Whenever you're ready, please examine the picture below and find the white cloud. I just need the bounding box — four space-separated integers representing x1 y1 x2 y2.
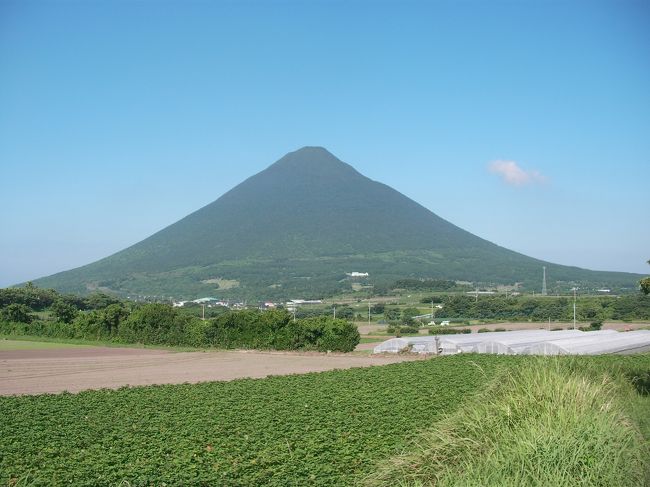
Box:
488 160 546 186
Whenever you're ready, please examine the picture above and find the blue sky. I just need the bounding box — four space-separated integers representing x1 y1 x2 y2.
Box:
1 0 649 287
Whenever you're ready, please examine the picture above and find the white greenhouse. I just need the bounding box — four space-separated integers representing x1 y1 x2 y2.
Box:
521 330 650 356
472 330 616 355
373 330 551 355
372 329 650 356
437 330 550 355
373 336 438 354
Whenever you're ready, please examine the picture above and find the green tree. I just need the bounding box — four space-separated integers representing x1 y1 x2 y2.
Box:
640 260 650 295
84 292 121 310
641 279 650 295
0 285 58 310
401 308 422 327
119 303 191 345
291 316 360 352
420 296 443 304
101 303 129 334
384 308 401 321
0 303 33 323
401 307 420 319
51 299 79 324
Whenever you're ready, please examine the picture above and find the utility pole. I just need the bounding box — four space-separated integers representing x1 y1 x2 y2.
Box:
542 266 547 296
333 305 336 319
368 303 371 324
202 304 205 321
573 287 577 330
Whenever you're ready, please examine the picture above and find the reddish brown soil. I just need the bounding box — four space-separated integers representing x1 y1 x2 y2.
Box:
0 347 418 396
0 347 163 360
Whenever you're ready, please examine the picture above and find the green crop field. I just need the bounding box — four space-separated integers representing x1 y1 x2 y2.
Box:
1 354 649 486
0 339 91 351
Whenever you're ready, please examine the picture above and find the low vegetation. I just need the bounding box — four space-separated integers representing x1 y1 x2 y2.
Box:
366 358 649 486
435 293 650 322
0 286 359 352
1 354 648 486
391 279 468 292
428 326 471 335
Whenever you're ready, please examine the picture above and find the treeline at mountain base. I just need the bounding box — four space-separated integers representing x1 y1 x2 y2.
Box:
0 285 359 352
421 294 650 322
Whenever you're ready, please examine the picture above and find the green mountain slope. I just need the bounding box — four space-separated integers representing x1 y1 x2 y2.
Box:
33 147 641 299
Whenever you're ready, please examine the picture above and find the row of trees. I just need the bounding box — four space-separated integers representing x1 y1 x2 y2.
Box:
421 294 650 322
391 279 465 292
0 283 120 312
0 287 360 352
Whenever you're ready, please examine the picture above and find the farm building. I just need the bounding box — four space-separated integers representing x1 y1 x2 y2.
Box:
373 329 650 356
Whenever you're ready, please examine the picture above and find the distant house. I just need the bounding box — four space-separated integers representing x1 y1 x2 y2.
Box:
346 272 369 278
174 297 229 308
192 297 218 304
288 299 323 305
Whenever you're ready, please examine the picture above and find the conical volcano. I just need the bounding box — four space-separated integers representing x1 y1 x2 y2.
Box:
33 147 640 299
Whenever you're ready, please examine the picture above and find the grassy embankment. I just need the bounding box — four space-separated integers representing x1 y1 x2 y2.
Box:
367 358 650 486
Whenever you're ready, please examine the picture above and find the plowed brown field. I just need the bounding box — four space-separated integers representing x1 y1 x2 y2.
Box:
0 345 417 396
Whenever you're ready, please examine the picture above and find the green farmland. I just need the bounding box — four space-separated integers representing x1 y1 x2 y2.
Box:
1 354 649 486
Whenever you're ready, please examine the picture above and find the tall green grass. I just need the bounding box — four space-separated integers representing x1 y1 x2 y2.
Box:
366 359 649 486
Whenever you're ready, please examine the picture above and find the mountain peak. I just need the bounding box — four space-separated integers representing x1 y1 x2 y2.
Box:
268 146 357 177
293 146 332 156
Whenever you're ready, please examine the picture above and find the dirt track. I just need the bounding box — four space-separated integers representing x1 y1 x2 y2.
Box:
0 346 417 396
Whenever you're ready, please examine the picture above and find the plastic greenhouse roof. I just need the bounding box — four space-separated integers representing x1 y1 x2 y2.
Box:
437 330 551 354
372 336 435 354
472 330 616 355
372 332 548 354
522 330 650 356
372 330 649 356
373 330 569 354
